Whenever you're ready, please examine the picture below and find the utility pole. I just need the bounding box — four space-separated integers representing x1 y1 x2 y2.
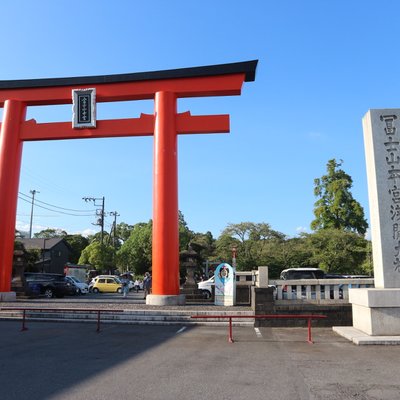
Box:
109 211 120 248
82 196 105 245
109 211 120 272
29 189 39 239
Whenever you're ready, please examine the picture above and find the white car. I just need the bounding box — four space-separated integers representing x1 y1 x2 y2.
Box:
198 276 214 299
65 276 89 294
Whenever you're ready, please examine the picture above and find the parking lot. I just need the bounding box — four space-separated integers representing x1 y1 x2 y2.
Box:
1 319 400 400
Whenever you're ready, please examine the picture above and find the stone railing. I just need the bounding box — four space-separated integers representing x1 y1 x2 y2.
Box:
269 278 375 304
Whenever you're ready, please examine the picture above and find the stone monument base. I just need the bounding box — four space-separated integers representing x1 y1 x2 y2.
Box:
333 326 400 345
0 292 16 301
334 288 400 345
146 294 186 306
350 288 400 335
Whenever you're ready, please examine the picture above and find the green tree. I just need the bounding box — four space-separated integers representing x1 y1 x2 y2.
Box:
78 242 115 273
190 231 216 261
115 222 134 243
34 228 67 238
115 212 194 275
87 231 111 245
259 236 316 278
64 234 90 264
305 228 369 274
116 221 153 275
311 159 368 235
216 222 284 270
179 211 194 251
360 240 373 275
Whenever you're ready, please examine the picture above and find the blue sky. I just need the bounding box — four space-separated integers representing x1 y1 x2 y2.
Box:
1 0 398 239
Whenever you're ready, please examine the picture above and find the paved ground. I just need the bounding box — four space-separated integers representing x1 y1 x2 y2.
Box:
1 319 400 400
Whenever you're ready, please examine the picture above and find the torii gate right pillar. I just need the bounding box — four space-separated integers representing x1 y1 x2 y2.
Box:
148 91 183 304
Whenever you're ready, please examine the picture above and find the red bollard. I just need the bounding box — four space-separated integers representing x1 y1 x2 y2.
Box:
307 317 313 344
96 310 101 333
228 317 234 343
21 309 28 331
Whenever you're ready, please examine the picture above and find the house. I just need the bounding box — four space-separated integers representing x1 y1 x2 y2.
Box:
17 238 73 274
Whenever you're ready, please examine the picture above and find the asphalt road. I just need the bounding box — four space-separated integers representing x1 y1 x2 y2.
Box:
1 320 399 400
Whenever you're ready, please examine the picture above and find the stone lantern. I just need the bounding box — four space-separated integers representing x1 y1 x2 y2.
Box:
11 247 28 297
180 245 206 301
180 245 199 289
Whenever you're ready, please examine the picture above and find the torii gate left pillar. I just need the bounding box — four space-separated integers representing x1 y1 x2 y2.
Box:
0 60 257 304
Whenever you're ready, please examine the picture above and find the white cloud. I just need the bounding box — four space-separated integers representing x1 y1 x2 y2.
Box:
296 226 308 234
15 220 48 234
77 228 98 237
15 220 97 238
16 220 30 232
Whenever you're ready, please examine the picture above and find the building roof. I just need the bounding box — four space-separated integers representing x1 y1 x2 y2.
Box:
17 237 68 250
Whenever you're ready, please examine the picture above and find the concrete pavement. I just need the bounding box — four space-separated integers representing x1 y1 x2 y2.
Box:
1 320 400 400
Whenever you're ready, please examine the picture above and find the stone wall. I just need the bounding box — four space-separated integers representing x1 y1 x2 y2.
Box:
251 286 353 327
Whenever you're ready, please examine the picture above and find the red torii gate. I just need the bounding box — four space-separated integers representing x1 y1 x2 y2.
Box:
0 60 257 304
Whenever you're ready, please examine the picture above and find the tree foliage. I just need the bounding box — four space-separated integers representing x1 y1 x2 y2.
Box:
261 236 316 278
115 222 134 243
116 221 153 275
34 228 67 238
311 159 368 235
78 242 115 273
190 231 216 261
305 228 369 274
179 211 194 251
64 234 90 264
216 222 285 271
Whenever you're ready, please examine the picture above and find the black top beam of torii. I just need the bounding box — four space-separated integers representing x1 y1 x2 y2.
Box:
0 60 258 89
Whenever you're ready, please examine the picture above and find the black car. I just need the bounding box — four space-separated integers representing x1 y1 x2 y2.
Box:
24 273 69 298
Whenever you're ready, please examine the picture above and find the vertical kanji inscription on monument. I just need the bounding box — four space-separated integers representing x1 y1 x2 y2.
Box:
363 109 400 288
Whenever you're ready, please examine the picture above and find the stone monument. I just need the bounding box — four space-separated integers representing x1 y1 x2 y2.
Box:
335 109 400 342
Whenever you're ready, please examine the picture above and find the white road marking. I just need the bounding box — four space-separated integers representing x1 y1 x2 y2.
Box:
176 326 187 334
254 327 262 338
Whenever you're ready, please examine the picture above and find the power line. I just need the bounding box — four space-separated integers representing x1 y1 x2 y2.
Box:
18 192 96 213
18 196 95 217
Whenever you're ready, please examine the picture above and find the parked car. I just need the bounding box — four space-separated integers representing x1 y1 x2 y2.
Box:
89 275 121 286
24 272 69 298
89 274 134 291
280 268 325 280
90 276 122 293
197 276 214 299
65 276 89 294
